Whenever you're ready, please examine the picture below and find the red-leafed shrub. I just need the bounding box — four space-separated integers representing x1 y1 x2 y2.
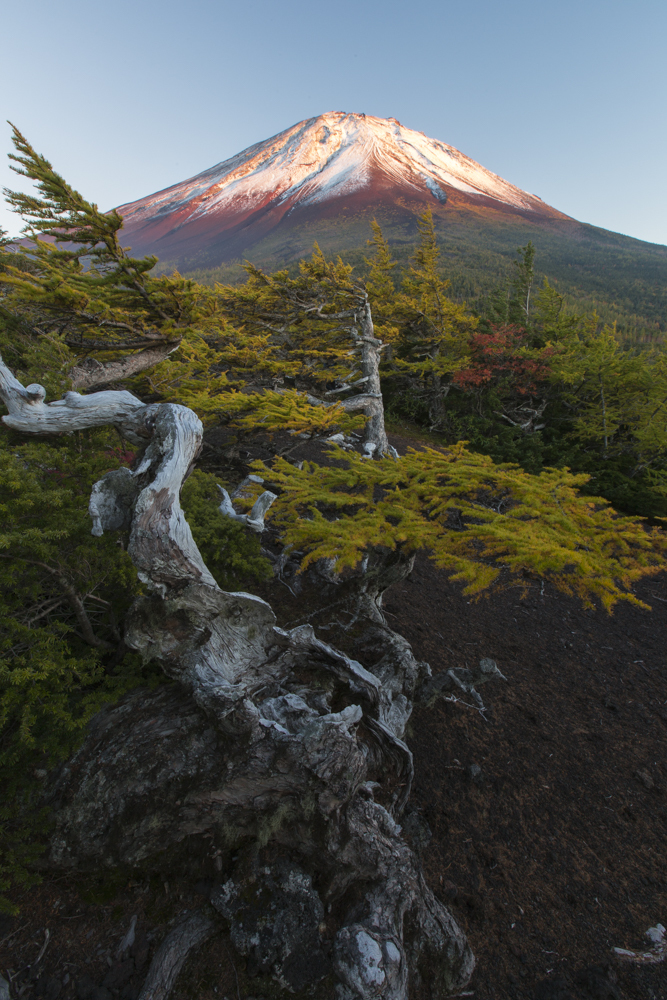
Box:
453 325 552 396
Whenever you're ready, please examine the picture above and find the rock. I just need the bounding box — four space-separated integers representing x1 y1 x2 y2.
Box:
334 927 396 999
635 769 655 790
468 763 482 780
211 859 330 992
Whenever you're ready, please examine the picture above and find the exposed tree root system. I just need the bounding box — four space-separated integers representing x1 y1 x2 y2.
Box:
1 431 666 1000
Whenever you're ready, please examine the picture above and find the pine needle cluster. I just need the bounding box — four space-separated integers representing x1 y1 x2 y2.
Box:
257 443 666 610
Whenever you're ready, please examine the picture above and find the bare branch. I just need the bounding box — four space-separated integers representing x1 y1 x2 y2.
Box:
0 353 150 437
217 476 277 533
70 343 181 390
137 911 216 1000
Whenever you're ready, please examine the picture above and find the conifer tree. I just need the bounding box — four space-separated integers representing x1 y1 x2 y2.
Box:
0 126 221 394
550 320 667 473
377 211 476 429
216 246 396 456
508 241 536 324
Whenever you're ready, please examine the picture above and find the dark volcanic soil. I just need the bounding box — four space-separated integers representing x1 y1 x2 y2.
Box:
1 433 666 1000
388 553 667 1000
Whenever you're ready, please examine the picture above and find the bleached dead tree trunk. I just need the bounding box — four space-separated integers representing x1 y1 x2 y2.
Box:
345 298 396 458
0 356 474 1000
321 294 396 458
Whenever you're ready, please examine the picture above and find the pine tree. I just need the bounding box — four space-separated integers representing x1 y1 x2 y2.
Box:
0 125 225 397
508 241 536 324
383 211 476 429
215 246 395 455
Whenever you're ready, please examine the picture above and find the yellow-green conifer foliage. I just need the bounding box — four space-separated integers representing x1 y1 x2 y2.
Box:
256 443 666 610
368 213 477 429
550 322 667 477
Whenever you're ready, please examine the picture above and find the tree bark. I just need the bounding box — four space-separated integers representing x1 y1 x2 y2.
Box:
137 911 216 1000
69 343 180 391
352 299 396 458
0 356 476 1000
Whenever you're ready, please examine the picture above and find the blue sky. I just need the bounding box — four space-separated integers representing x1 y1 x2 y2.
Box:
1 0 666 246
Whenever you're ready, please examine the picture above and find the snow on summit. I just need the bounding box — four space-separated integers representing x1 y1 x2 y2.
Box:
115 113 564 266
119 112 546 225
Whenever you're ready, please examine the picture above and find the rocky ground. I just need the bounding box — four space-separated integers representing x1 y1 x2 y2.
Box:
1 431 665 1000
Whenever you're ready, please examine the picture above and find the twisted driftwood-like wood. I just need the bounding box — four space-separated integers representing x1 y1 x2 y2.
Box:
0 356 476 1000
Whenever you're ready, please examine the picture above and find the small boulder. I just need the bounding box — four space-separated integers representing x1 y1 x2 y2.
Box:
635 769 655 790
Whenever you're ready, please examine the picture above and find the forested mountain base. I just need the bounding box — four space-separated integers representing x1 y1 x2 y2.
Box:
171 205 667 347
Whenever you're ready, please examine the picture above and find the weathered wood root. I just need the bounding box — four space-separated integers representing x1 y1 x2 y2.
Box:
1 360 477 1000
137 910 216 1000
613 924 666 964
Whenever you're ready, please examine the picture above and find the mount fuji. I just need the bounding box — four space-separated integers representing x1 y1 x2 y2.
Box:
115 112 567 268
114 113 667 339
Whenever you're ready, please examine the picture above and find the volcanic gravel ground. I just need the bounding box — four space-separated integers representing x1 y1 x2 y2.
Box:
387 553 667 1000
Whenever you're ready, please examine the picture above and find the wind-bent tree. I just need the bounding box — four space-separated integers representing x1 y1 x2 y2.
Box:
0 126 214 392
216 249 397 457
368 212 476 431
2 131 667 1000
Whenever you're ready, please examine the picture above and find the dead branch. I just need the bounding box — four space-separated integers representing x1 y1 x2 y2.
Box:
137 911 216 1000
70 343 181 390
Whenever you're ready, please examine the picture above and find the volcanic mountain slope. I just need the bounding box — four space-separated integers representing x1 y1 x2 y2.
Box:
117 112 667 338
116 112 566 267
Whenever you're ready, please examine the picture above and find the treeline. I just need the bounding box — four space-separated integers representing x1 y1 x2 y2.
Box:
147 215 667 520
177 221 667 347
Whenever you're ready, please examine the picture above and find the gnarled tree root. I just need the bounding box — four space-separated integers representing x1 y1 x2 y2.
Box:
137 910 216 1000
1 358 476 1000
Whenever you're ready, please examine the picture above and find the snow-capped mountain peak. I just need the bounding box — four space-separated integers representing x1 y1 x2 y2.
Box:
115 112 564 266
119 112 548 226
